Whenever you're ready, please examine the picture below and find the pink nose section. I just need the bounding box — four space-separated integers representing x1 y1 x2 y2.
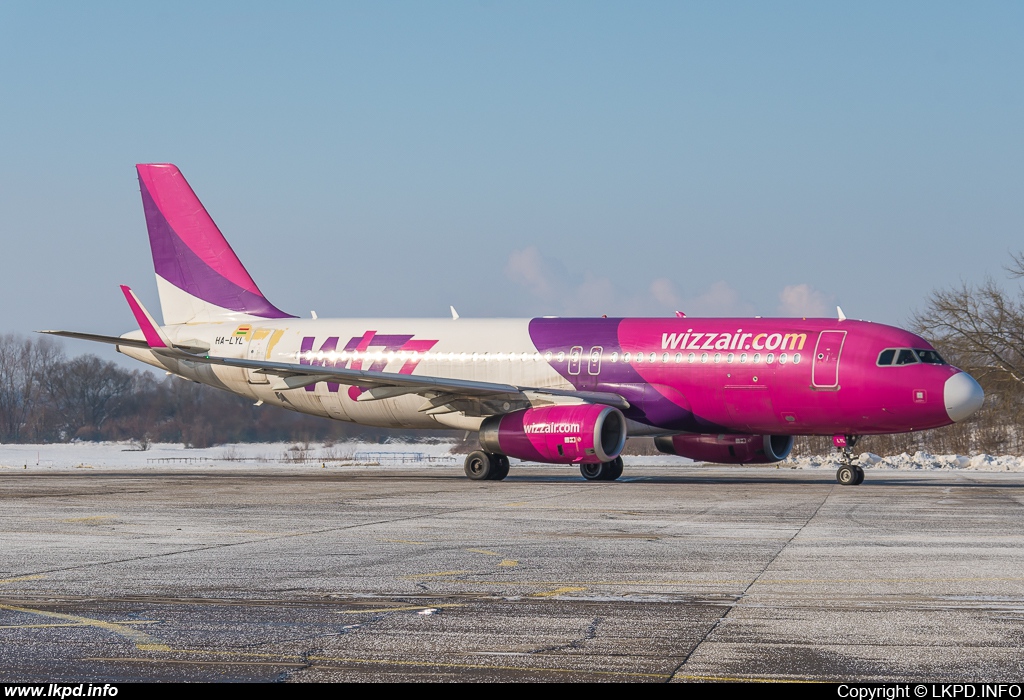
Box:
944 372 984 422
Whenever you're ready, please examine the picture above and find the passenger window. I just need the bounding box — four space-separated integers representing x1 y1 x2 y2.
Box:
610 352 619 362
688 353 695 363
662 353 669 363
877 349 896 366
895 349 919 365
674 353 682 363
623 352 631 362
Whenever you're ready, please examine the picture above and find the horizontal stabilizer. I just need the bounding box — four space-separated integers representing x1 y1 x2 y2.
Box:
37 330 151 349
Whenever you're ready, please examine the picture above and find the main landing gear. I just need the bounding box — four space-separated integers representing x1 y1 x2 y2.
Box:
836 435 865 486
464 451 510 481
580 456 624 482
463 452 626 482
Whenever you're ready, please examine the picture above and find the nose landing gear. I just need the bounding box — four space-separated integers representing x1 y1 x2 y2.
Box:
835 435 865 486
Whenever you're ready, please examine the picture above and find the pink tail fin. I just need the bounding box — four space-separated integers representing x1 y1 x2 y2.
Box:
136 164 293 324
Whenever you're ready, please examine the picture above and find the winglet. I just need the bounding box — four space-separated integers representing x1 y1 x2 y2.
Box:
120 285 172 348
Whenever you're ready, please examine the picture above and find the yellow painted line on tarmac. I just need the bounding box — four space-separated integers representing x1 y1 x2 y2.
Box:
498 560 518 567
337 604 466 614
465 548 503 556
531 586 586 598
84 657 307 668
0 604 169 651
671 673 814 683
401 570 471 579
0 620 159 629
0 575 45 585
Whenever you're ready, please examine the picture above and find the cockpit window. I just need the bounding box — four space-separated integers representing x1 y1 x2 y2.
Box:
914 349 946 364
878 347 947 366
894 349 919 365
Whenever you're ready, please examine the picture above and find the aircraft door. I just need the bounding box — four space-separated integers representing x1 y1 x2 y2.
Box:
812 330 847 389
245 329 282 385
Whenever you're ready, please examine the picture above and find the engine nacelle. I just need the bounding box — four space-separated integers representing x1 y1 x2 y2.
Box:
654 433 794 464
479 404 627 464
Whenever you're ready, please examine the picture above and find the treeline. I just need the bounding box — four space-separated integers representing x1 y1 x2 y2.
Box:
0 334 411 447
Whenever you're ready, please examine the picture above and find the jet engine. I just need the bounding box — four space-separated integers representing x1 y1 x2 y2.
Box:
479 404 627 465
654 433 794 464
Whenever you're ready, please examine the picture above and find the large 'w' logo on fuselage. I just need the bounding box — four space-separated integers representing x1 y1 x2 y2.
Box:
299 331 438 400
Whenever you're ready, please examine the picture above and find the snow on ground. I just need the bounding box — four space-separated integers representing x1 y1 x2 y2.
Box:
0 441 459 471
791 450 1024 472
0 441 1023 472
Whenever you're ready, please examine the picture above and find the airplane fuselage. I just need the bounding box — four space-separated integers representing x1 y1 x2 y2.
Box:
119 315 965 438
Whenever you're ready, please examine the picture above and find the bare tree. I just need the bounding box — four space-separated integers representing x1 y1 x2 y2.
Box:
0 335 63 442
37 355 135 440
911 261 1024 455
912 279 1024 391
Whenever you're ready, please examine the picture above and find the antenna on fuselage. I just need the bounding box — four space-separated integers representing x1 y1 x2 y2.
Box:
837 306 847 321
450 306 460 320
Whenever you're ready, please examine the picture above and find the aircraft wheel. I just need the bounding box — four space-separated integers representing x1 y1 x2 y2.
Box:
465 451 496 481
491 455 510 481
836 465 858 486
853 466 865 485
580 462 609 481
607 457 624 481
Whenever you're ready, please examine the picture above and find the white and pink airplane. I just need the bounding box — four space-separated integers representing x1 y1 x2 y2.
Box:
46 164 985 485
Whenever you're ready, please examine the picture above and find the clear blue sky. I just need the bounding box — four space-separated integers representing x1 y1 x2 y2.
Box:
1 2 1022 341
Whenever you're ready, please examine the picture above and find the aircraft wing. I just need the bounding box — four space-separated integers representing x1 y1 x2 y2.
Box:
180 352 631 411
39 329 630 413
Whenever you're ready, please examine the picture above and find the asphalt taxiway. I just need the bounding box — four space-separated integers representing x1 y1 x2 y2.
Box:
1 465 1023 682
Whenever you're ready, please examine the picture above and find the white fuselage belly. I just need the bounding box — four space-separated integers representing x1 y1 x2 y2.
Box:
119 318 570 431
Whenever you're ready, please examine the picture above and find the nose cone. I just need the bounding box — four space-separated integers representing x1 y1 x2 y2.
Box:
944 372 984 422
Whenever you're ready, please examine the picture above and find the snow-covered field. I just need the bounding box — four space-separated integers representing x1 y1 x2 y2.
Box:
1 441 1023 472
0 441 459 471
